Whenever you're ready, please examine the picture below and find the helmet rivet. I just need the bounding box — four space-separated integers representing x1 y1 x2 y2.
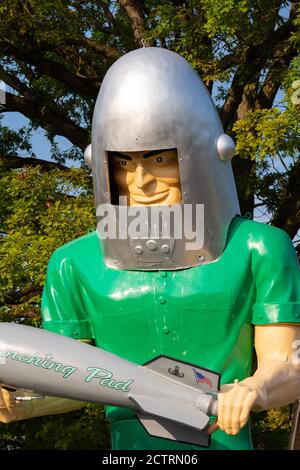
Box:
135 245 143 255
146 240 158 251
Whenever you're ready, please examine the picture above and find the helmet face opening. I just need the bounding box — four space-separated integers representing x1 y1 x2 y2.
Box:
107 148 182 207
92 48 240 270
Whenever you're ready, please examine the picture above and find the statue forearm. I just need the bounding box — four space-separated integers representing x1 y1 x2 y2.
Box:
216 325 300 436
0 387 85 423
24 395 85 421
241 355 300 410
0 339 92 423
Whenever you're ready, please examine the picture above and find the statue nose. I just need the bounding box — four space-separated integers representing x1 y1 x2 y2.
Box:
135 164 152 189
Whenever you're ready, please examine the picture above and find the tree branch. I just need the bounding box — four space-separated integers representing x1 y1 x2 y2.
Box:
255 42 297 110
217 2 297 75
0 40 100 100
4 286 42 305
219 5 297 126
219 71 245 130
271 158 300 239
0 154 68 172
119 0 149 46
81 37 120 59
0 67 30 96
2 91 89 149
6 306 41 318
98 0 132 43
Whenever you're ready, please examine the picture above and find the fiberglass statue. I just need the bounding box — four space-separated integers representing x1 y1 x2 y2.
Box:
1 47 300 450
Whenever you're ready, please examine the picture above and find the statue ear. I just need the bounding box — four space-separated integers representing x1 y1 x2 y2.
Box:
217 134 235 162
84 144 92 168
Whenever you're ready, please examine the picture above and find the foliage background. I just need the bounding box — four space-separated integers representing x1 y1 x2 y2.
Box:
0 0 299 449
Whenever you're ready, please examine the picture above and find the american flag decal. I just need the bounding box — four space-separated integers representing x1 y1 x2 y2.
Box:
193 368 212 388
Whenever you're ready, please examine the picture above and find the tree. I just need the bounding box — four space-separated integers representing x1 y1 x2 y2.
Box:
0 0 299 449
0 162 109 449
0 0 299 227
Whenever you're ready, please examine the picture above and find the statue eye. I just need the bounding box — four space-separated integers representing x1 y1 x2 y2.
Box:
156 156 163 163
121 160 127 166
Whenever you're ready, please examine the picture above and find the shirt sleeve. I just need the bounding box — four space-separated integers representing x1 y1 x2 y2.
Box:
41 250 94 340
251 226 300 325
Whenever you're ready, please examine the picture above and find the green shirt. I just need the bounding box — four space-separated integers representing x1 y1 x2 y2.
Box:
41 217 300 450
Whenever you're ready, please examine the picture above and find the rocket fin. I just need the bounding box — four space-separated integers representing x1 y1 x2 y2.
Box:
143 355 220 394
136 411 211 447
128 393 209 430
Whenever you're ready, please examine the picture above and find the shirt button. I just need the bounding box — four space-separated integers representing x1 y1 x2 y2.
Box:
162 327 169 334
159 296 166 304
159 271 167 278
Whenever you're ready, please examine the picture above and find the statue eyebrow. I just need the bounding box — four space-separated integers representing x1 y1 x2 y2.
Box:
143 148 177 159
110 148 177 160
110 152 132 160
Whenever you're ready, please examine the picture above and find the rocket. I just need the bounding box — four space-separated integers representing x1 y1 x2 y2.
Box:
0 323 219 447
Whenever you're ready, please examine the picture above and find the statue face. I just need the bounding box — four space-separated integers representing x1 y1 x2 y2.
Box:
109 148 182 206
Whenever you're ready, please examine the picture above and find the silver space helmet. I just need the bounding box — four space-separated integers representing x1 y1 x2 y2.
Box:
88 47 240 270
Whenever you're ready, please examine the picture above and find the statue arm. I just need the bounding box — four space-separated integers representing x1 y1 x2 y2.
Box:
216 324 300 435
0 339 92 423
241 324 300 409
0 249 97 424
0 388 86 423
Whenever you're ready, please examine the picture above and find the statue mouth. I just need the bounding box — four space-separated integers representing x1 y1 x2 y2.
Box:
130 190 169 204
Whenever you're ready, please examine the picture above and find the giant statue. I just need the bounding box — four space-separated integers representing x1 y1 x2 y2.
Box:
1 48 300 450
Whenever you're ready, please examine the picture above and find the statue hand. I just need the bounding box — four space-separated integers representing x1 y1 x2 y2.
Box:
0 386 27 423
208 380 258 436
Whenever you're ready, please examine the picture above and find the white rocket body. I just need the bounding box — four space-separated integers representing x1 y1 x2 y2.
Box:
0 323 219 447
